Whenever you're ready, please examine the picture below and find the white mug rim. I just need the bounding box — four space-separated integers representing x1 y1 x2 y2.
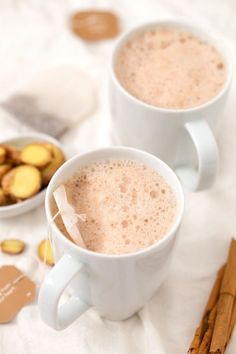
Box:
45 147 184 260
110 19 233 114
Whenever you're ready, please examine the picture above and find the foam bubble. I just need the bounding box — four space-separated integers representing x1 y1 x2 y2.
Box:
122 220 128 228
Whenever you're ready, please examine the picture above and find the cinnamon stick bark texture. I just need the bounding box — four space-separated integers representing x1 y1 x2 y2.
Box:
198 306 217 354
188 266 225 353
227 300 236 343
188 327 201 354
210 239 236 354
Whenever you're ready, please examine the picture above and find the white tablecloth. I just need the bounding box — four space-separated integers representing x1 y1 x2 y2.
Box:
0 1 236 353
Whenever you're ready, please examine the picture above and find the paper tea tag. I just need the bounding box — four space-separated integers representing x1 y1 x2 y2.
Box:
53 185 86 248
71 10 119 41
0 265 36 323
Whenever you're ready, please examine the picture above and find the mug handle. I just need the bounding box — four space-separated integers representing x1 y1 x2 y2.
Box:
38 254 90 330
175 120 218 191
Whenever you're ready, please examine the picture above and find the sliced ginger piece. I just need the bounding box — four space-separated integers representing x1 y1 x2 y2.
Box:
38 239 54 266
0 146 6 164
0 164 12 183
21 143 53 167
5 145 22 165
41 144 65 186
2 165 42 200
0 187 11 206
1 239 25 255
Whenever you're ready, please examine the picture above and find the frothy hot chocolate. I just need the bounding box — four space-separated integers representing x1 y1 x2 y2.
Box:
115 27 226 109
52 159 176 255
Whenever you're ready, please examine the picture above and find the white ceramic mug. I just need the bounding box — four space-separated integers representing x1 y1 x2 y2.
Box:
38 147 184 330
110 20 233 191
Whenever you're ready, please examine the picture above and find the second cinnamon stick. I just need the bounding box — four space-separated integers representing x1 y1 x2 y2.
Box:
198 306 217 354
210 238 236 354
188 266 225 353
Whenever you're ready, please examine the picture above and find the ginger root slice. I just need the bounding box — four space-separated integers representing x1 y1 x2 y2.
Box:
0 146 6 164
0 187 11 206
0 164 12 183
41 144 65 186
1 239 25 255
5 145 22 165
2 165 42 200
21 143 53 167
38 239 54 266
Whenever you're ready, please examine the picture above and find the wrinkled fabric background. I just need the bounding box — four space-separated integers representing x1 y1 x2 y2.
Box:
0 1 235 353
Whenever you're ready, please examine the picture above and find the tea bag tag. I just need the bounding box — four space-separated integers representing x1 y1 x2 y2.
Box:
71 10 119 41
0 265 36 323
53 185 86 248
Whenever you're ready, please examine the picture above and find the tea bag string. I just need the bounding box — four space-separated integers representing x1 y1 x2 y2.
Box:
46 209 86 255
35 209 86 286
53 185 87 248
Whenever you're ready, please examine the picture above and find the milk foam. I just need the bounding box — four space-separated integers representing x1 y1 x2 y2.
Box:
115 27 226 109
53 159 177 255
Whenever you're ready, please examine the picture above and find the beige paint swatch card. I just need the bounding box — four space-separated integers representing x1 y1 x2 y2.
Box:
71 10 119 41
0 265 36 323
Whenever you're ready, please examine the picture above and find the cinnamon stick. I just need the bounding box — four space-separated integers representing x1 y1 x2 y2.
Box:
188 327 201 354
198 306 217 354
188 266 225 353
210 238 236 354
226 299 236 346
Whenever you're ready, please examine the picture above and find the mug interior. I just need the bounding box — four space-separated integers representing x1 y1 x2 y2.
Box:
45 147 184 259
111 20 232 113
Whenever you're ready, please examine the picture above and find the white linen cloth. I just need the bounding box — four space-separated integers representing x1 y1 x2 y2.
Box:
0 0 236 353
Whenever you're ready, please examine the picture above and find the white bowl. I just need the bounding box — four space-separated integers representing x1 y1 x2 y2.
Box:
0 133 64 218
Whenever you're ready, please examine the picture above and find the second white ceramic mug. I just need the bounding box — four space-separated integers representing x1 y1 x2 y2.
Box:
110 20 232 191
